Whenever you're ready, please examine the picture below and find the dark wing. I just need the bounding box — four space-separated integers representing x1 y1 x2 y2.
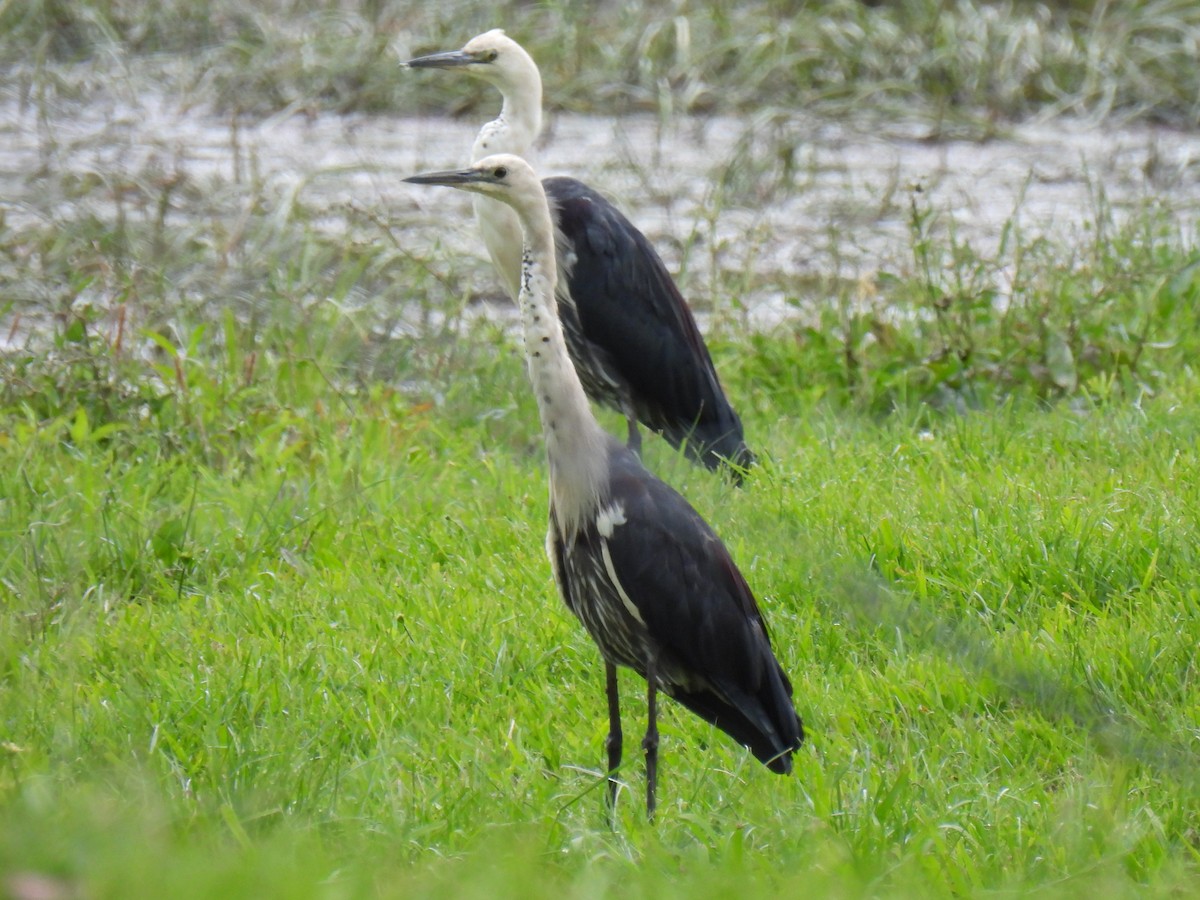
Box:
547 515 573 613
601 452 803 772
543 176 755 477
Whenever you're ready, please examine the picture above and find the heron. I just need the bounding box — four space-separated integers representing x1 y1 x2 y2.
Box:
405 30 756 479
404 154 803 818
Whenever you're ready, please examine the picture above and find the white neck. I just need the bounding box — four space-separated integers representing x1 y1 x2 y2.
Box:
471 72 544 302
515 196 610 534
470 77 542 161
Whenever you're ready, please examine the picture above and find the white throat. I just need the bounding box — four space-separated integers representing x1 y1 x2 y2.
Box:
471 74 544 303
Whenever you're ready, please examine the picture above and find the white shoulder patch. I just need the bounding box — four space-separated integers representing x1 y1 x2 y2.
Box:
595 502 627 538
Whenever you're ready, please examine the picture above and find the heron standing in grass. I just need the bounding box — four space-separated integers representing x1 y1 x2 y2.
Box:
404 155 803 818
405 30 756 479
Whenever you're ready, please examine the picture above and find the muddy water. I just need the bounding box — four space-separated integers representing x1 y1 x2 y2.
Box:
4 87 1200 332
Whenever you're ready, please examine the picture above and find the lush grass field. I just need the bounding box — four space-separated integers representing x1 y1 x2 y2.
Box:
4 313 1200 898
4 1 1200 897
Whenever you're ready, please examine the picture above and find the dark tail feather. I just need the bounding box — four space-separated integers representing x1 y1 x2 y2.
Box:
665 667 803 774
663 409 756 483
697 430 756 483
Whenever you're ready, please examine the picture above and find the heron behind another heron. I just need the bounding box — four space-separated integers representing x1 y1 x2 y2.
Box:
406 30 756 480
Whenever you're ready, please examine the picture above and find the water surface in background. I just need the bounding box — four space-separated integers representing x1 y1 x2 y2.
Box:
4 85 1200 337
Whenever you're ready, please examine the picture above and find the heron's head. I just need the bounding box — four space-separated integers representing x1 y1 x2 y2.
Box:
404 29 539 95
404 153 545 219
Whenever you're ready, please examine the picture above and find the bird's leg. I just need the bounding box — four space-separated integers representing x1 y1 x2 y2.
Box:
605 662 623 815
643 659 659 821
624 415 643 460
625 414 642 457
621 392 642 457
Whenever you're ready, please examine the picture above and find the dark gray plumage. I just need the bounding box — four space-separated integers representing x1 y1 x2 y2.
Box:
546 176 756 476
550 445 803 778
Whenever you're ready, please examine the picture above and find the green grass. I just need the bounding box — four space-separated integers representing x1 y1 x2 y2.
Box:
3 326 1200 896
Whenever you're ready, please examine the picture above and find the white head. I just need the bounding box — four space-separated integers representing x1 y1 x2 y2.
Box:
405 29 542 101
403 153 547 226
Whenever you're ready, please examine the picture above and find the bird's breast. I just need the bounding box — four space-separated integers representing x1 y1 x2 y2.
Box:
554 506 654 671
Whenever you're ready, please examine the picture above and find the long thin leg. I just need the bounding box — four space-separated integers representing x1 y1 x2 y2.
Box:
624 407 642 457
605 662 623 814
615 383 642 456
643 659 659 821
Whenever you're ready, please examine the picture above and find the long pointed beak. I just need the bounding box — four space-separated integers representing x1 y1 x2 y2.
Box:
404 49 481 69
403 167 493 188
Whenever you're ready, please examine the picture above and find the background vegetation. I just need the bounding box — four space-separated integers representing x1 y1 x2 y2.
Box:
5 0 1200 124
3 1 1199 897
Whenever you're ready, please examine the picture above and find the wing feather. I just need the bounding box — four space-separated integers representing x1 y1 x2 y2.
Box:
598 454 803 770
544 176 754 475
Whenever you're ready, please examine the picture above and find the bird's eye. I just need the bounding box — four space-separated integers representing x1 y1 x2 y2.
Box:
494 166 508 179
481 50 498 62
